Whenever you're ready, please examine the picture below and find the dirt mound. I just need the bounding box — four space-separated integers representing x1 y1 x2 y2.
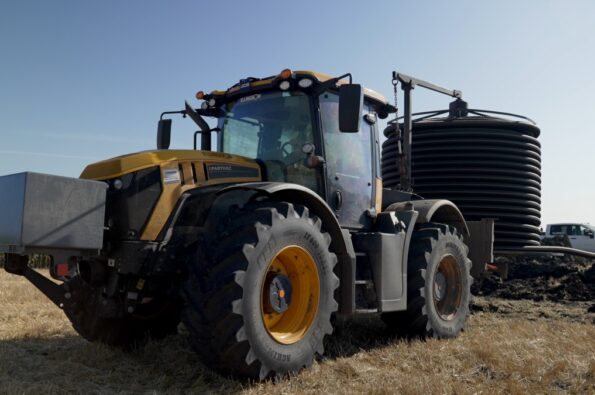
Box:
476 238 595 305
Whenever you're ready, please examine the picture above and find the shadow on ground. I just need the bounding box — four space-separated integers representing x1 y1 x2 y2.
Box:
0 314 410 393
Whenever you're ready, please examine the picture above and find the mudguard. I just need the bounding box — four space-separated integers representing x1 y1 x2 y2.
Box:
167 182 357 314
217 182 357 314
386 199 469 238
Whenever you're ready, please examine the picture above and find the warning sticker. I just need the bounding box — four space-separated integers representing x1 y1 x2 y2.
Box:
163 169 181 184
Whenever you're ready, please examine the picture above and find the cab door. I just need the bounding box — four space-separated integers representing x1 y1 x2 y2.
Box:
319 92 375 229
569 225 595 252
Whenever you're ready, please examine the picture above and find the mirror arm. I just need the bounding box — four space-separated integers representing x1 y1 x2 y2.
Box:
193 127 221 151
314 73 352 95
160 110 185 120
193 131 200 150
184 101 210 134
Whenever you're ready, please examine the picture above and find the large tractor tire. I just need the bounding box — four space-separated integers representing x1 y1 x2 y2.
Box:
382 223 472 338
64 276 181 349
181 201 339 380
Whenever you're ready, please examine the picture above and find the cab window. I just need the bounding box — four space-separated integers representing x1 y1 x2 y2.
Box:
219 91 319 192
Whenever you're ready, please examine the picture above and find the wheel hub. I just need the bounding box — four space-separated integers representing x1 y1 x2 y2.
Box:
434 272 446 302
264 274 293 314
433 255 463 321
261 245 320 345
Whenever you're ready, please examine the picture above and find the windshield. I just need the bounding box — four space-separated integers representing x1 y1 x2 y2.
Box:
219 91 319 191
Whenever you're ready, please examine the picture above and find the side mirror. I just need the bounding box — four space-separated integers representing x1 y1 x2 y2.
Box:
339 84 363 133
157 119 172 150
588 230 594 239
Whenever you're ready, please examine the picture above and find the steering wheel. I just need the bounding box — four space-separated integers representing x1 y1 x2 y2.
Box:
280 141 304 165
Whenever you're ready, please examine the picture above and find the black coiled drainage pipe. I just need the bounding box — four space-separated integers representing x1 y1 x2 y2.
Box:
382 114 542 250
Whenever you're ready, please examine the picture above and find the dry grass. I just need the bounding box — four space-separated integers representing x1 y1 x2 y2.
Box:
1 270 594 394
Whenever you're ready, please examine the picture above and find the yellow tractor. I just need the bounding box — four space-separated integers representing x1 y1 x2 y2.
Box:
1 69 472 379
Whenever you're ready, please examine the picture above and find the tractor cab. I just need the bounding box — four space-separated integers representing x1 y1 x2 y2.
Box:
163 69 393 229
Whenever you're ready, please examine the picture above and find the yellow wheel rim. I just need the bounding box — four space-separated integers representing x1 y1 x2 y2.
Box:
261 245 320 345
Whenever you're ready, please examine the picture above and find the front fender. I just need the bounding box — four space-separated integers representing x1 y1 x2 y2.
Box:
219 182 356 314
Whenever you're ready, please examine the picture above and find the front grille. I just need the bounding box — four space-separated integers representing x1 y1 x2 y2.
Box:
105 167 162 240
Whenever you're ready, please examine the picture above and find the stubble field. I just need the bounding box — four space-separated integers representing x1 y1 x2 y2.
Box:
1 262 594 394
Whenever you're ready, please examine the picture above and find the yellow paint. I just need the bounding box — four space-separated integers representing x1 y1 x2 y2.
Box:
261 245 320 345
136 278 146 290
80 150 257 180
375 177 383 214
80 150 261 241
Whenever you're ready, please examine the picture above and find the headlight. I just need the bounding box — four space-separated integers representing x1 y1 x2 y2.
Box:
279 80 291 91
298 78 313 88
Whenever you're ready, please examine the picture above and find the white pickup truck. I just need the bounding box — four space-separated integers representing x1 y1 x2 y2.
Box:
542 223 595 252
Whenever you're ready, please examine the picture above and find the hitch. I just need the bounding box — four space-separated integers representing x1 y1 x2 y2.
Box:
4 254 71 308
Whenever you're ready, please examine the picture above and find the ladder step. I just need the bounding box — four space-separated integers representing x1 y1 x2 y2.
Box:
355 308 378 314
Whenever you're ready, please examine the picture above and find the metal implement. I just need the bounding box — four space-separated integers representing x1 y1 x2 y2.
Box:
0 172 106 254
392 72 463 192
496 245 595 259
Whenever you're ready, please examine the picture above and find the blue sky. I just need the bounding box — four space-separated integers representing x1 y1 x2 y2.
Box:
1 1 594 226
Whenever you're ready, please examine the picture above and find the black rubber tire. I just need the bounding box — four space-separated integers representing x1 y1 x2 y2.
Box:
382 223 472 338
64 276 181 349
181 201 339 380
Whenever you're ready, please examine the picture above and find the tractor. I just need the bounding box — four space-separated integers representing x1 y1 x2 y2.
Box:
1 69 473 379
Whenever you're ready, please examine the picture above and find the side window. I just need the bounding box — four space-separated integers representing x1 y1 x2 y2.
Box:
550 225 562 234
566 225 581 236
222 118 260 158
320 93 373 228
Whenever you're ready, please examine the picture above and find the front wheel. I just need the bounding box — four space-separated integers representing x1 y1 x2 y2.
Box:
64 276 181 349
382 223 472 338
181 201 339 380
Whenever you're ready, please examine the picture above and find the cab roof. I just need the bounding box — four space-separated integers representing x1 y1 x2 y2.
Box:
205 70 388 106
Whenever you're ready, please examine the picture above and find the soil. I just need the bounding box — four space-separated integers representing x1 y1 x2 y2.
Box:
474 237 595 315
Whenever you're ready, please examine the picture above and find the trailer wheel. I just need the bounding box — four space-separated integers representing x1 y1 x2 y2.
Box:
65 276 181 349
181 201 339 380
382 223 472 338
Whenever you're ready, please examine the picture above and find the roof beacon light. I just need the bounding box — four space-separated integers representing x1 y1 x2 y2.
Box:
195 91 205 100
298 78 313 88
279 80 291 91
279 68 293 79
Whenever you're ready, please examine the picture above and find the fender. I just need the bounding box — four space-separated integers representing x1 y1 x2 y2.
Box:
386 199 469 238
165 182 356 314
382 199 468 313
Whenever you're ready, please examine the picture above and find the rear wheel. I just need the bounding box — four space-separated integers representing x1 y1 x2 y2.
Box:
382 223 472 338
181 201 339 379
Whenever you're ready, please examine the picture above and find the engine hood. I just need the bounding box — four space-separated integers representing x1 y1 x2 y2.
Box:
80 149 262 241
80 149 260 180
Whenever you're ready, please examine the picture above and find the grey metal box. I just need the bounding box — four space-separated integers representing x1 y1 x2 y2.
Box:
0 172 106 253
